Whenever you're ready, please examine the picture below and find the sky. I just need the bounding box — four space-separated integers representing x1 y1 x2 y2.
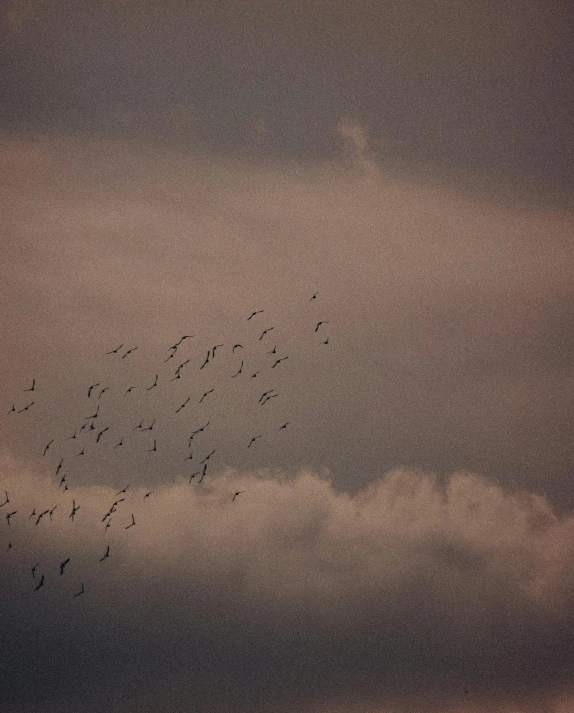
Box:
1 2 574 712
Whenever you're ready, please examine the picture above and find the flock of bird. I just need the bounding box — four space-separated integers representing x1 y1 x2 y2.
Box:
3 294 331 598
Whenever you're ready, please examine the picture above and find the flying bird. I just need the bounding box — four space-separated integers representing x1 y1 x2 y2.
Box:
250 371 260 379
211 344 224 358
23 378 35 392
105 344 123 355
143 418 155 431
0 492 9 508
200 351 210 369
267 346 277 354
232 344 243 352
189 471 200 483
232 491 245 502
55 458 64 476
68 430 77 439
261 393 278 405
184 450 193 461
198 463 208 483
271 356 288 368
6 511 17 526
114 439 123 448
121 346 138 359
48 506 57 522
247 310 264 320
199 389 214 403
35 510 49 525
96 427 109 443
314 321 329 332
7 404 15 414
85 405 99 420
125 386 136 395
310 292 318 301
147 439 157 452
17 401 34 413
146 374 158 390
259 327 274 340
125 514 136 529
232 361 244 378
176 397 190 413
322 338 329 345
200 449 215 464
99 545 110 562
259 390 274 403
59 558 71 575
279 422 291 430
69 501 80 521
73 583 85 597
248 435 262 448
144 491 153 499
116 485 129 495
33 575 45 591
88 383 100 398
98 387 109 399
77 449 85 456
43 439 54 456
31 564 39 578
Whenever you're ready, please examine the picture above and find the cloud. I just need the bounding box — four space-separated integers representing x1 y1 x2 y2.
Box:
1 453 574 712
337 117 381 180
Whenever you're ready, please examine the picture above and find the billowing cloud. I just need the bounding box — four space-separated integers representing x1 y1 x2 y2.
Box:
2 453 574 713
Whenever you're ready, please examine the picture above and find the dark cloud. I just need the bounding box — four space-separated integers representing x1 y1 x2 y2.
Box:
2 456 574 713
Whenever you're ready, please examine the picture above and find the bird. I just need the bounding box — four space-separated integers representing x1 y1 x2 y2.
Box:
33 575 45 591
105 344 123 355
77 448 85 456
35 510 49 525
29 508 37 519
259 327 274 340
143 418 156 431
147 439 157 452
60 475 67 488
99 545 110 562
0 492 9 508
164 352 175 363
267 346 277 354
55 458 64 476
125 514 136 529
68 430 77 439
247 310 264 320
105 519 112 531
248 435 262 448
199 389 214 403
59 558 71 575
259 390 274 403
310 292 318 301
271 356 288 368
176 358 190 372
96 427 109 443
232 344 243 352
176 397 190 414
133 419 145 431
279 422 291 430
232 491 245 502
314 321 329 332
146 374 158 390
232 361 244 378
121 346 138 359
31 564 39 578
7 404 15 414
6 511 17 526
170 373 181 382
200 449 215 464
200 351 210 369
73 583 85 597
261 393 278 405
184 450 193 461
198 463 208 483
250 371 260 379
23 378 36 392
322 338 329 345
7 541 12 551
116 485 129 495
43 439 54 456
125 386 136 395
114 439 123 448
69 501 80 521
17 401 34 413
88 383 100 398
189 471 200 483
85 405 99 419
48 506 57 522
98 387 109 399
144 491 153 499
211 344 224 358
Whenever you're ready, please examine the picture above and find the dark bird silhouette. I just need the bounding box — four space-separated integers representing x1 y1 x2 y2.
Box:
271 356 288 368
248 435 262 448
189 471 200 483
184 450 193 461
116 485 129 495
259 390 274 403
69 501 80 521
88 383 100 398
122 346 138 359
59 475 67 489
23 378 36 392
232 344 243 352
98 387 109 399
55 458 64 476
310 292 318 301
114 439 123 448
99 545 110 562
125 514 136 529
199 463 208 483
133 419 145 431
247 310 264 320
250 371 260 379
200 449 215 464
170 373 181 382
262 393 278 405
6 511 17 526
279 422 291 430
105 519 112 531
143 418 156 431
7 541 12 551
322 338 329 345
144 491 153 499
314 321 329 332
146 374 158 390
86 405 99 420
211 344 224 358
29 508 36 519
7 404 15 414
176 358 190 371
35 509 49 525
43 439 54 456
164 352 175 363
96 427 109 443
77 449 85 456
68 430 77 439
31 564 39 578
125 386 136 395
232 491 245 502
147 439 157 452
49 506 57 522
33 575 45 591
0 492 9 508
232 361 244 378
74 583 85 597
200 351 210 369
59 558 70 575
267 346 277 354
199 389 214 403
105 344 123 355
176 397 190 414
17 401 34 413
259 327 274 340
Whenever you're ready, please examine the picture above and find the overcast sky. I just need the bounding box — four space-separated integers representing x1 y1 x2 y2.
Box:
1 2 574 712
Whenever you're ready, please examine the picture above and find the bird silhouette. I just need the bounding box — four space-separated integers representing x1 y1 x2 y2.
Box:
259 327 274 340
189 471 200 483
114 439 123 448
35 510 49 525
88 383 100 398
7 404 15 414
116 485 129 495
125 386 136 395
147 439 157 452
199 449 215 464
232 491 245 502
199 389 214 403
33 575 45 591
267 346 277 354
96 427 109 443
6 511 17 526
23 378 36 392
85 405 99 420
279 422 291 430
144 491 153 499
0 492 9 508
143 418 155 431
125 514 136 529
248 435 262 448
232 344 243 352
314 321 329 332
176 397 190 413
146 374 158 390
69 501 80 521
55 458 64 476
43 439 54 456
121 346 138 359
73 583 85 597
200 351 210 369
322 338 329 345
31 564 39 578
271 356 288 368
98 387 109 399
17 401 34 413
105 344 123 355
99 545 110 562
247 310 264 320
59 558 71 575
310 292 318 301
232 361 244 377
